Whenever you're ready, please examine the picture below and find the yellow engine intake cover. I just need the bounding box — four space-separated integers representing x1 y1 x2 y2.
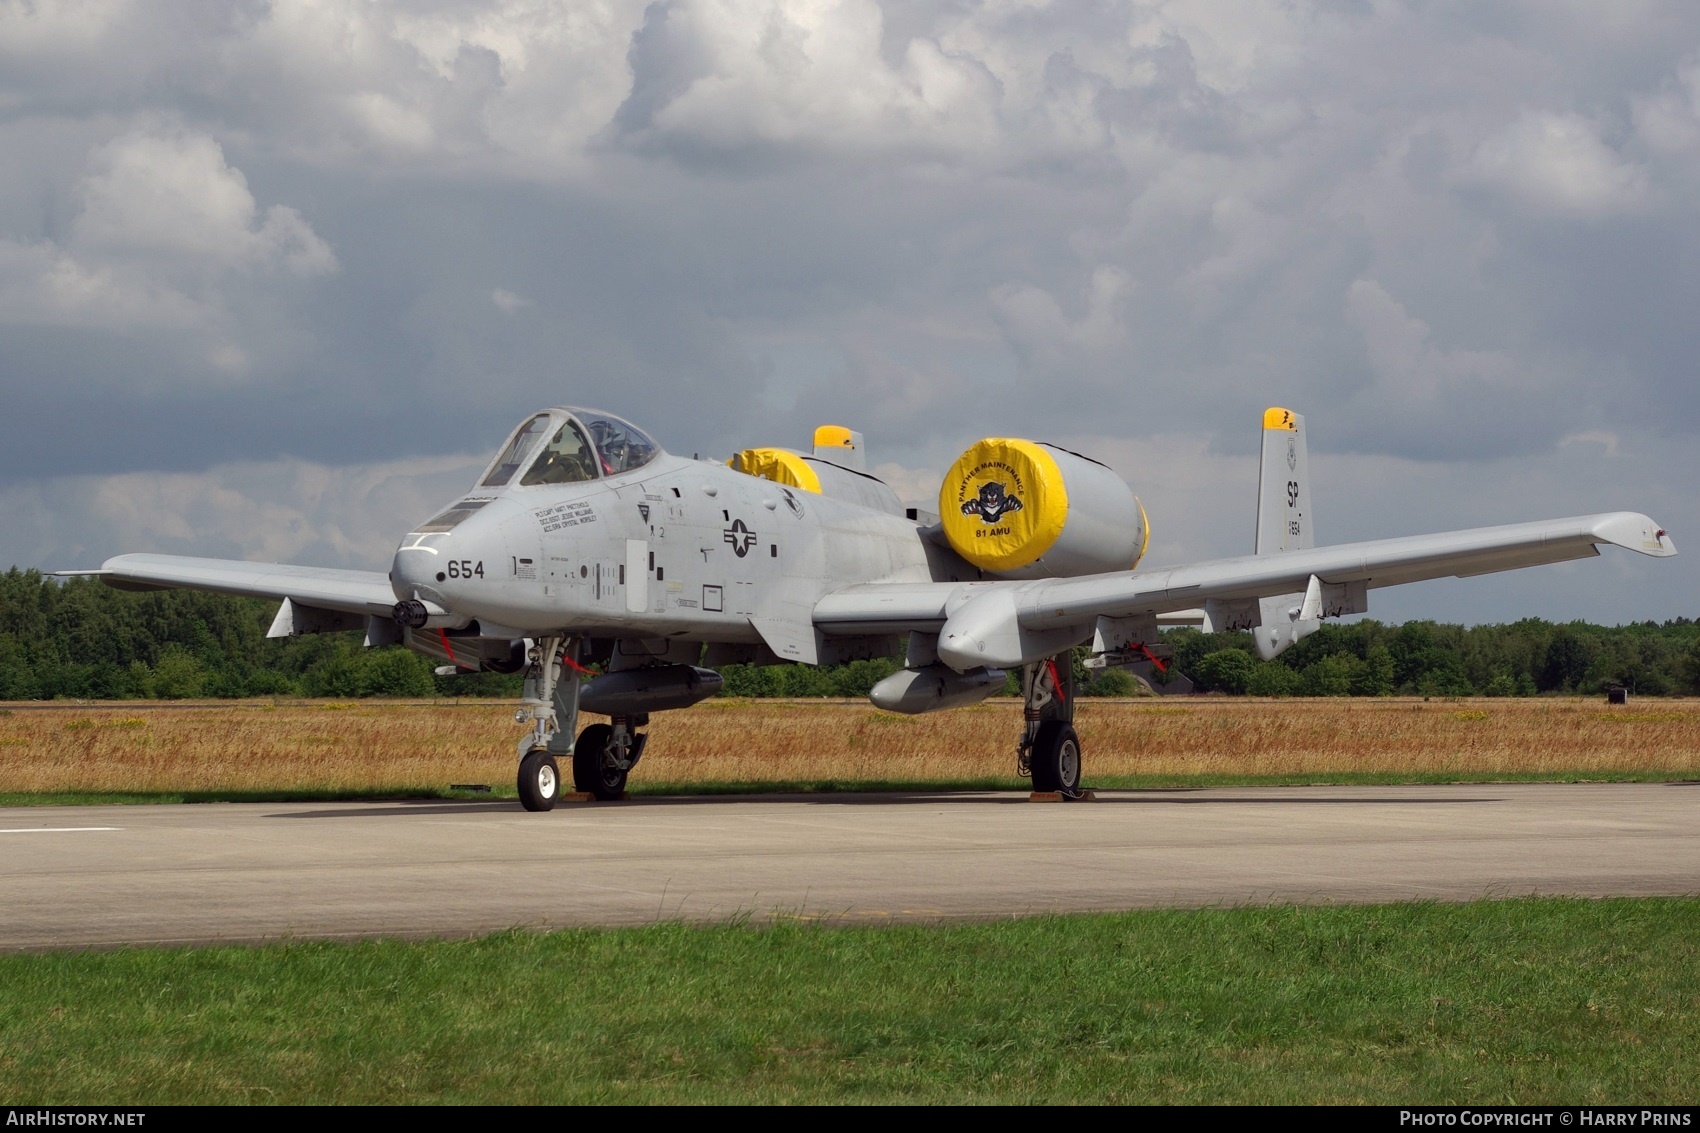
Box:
729 447 822 493
939 438 1068 572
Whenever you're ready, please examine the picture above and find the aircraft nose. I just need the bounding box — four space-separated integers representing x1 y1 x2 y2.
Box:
391 537 449 603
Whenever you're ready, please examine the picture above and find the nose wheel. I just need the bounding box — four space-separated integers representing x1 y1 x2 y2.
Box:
517 750 560 811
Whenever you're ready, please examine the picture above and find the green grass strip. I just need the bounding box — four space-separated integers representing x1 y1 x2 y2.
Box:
2 898 1698 1104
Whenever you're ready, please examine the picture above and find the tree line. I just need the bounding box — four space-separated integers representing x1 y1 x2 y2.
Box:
2 568 1697 700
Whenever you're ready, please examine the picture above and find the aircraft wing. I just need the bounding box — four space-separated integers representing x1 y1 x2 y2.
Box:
59 554 397 618
814 511 1675 668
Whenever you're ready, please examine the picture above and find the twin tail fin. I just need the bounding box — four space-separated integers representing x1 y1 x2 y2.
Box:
1255 407 1313 556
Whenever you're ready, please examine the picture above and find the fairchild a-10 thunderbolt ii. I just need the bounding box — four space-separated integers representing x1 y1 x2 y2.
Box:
67 407 1676 809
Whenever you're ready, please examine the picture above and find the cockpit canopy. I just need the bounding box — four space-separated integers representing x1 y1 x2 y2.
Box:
479 408 660 489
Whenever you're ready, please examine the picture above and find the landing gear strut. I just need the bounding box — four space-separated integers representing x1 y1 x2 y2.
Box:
1018 653 1083 796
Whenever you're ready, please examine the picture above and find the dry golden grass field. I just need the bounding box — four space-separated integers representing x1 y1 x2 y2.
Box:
2 696 1699 797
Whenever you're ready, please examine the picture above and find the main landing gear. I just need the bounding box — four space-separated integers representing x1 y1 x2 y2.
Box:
572 718 647 801
514 636 646 811
1018 651 1083 797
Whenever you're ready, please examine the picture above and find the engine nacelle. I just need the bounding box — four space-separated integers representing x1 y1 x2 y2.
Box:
938 438 1146 578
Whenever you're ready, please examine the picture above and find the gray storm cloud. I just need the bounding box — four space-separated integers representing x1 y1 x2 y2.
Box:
0 0 1696 622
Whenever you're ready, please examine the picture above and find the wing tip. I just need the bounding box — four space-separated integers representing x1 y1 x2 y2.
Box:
1593 512 1677 557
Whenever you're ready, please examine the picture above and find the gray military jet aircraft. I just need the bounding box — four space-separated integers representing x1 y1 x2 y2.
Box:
67 406 1676 809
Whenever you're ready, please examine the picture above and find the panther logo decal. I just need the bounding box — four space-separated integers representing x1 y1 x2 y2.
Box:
962 482 1024 524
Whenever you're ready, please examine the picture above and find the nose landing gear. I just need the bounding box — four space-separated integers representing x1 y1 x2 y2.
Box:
514 635 577 812
513 637 648 810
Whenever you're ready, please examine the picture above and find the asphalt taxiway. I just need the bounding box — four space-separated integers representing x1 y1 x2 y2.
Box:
3 782 1697 950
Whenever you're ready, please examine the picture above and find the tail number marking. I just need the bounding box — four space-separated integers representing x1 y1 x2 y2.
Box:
446 560 484 579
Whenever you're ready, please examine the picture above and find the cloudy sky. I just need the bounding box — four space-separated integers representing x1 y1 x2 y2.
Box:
2 0 1696 624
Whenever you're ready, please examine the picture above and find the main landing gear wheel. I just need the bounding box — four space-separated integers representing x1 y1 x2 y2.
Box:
1028 720 1082 795
572 723 628 801
517 750 560 812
